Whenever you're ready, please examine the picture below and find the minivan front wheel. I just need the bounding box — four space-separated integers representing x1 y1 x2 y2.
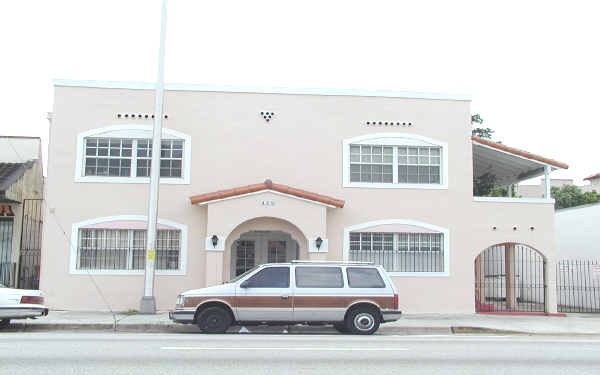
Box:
196 307 232 334
346 307 380 335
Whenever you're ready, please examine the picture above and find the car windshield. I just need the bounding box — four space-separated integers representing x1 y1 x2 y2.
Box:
229 266 260 283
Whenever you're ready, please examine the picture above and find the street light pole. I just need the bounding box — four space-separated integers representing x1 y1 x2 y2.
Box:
140 0 168 314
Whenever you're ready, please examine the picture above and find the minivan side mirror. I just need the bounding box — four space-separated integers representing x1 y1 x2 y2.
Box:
240 280 250 289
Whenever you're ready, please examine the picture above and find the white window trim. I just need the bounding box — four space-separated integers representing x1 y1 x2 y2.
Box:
342 133 448 189
343 219 450 277
69 215 188 275
473 197 555 204
74 124 191 184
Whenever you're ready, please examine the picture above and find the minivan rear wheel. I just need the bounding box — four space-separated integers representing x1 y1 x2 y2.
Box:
196 307 232 334
346 307 380 335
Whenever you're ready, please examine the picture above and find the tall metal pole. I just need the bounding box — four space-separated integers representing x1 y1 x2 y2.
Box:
140 0 168 314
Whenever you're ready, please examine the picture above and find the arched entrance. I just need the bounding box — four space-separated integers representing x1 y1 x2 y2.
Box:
220 217 309 282
230 230 300 277
475 243 546 312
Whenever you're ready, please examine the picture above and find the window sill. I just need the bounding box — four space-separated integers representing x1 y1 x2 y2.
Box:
69 269 185 276
473 197 554 204
344 182 448 190
74 176 189 185
387 271 449 277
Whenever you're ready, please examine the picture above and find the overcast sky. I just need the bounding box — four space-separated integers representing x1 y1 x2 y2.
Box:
1 0 598 184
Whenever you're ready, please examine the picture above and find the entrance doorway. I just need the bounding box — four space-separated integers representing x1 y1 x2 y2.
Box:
231 230 299 277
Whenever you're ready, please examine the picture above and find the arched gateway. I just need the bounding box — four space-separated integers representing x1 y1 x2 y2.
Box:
475 243 546 313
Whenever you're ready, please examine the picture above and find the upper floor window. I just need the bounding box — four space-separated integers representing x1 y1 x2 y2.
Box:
75 125 191 184
343 133 448 189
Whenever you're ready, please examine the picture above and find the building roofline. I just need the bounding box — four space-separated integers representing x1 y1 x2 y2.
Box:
52 79 471 101
555 202 600 212
471 136 569 170
0 136 41 140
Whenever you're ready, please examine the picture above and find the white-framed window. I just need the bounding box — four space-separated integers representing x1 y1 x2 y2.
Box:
344 219 450 276
70 215 188 275
77 228 180 271
75 125 191 184
343 133 448 189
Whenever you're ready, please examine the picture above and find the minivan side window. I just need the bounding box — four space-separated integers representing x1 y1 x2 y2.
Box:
244 267 290 288
347 267 386 288
295 267 344 288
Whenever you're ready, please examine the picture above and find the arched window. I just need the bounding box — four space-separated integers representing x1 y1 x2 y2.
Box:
343 219 450 276
69 215 188 275
343 133 448 189
74 125 191 184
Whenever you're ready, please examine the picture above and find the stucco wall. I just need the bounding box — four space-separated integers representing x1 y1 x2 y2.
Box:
41 84 559 313
555 204 600 260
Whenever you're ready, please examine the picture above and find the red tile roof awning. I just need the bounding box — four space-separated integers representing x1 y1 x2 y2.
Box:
472 136 569 169
471 135 569 169
190 179 345 208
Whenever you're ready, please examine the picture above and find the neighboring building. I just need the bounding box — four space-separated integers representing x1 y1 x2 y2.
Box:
0 137 44 288
42 79 569 314
583 172 600 192
555 203 600 260
554 203 600 312
517 174 600 199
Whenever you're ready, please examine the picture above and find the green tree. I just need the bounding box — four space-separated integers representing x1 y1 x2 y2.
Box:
551 185 600 209
471 113 494 139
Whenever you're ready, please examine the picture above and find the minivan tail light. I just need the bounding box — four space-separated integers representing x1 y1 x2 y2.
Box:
393 293 398 310
20 296 44 305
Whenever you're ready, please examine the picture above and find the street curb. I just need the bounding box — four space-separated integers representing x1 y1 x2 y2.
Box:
6 323 600 336
4 322 451 335
450 326 600 336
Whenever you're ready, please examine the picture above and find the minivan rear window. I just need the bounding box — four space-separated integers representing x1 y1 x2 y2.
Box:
347 267 386 288
295 267 344 288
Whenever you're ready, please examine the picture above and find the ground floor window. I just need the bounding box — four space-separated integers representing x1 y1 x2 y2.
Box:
349 232 444 272
77 228 180 271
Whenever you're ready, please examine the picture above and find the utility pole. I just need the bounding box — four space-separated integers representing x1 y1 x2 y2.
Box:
140 0 168 314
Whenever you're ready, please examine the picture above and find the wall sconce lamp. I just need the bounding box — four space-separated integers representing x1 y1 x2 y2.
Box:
211 235 219 247
315 237 323 250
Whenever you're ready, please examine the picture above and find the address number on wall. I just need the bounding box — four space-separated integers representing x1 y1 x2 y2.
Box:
261 200 275 206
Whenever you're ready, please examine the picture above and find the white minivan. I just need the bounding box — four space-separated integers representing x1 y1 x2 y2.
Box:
170 261 401 334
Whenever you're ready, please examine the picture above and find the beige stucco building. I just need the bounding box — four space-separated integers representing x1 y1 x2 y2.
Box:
41 80 569 314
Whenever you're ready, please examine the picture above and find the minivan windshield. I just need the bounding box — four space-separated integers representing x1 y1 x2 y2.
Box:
229 265 259 283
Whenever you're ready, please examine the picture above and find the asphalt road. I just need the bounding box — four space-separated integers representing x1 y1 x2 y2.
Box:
2 332 600 375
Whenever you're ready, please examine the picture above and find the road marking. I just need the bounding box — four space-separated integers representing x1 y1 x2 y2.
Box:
161 346 408 351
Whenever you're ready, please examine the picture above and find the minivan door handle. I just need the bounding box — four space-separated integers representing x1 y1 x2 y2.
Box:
280 295 289 299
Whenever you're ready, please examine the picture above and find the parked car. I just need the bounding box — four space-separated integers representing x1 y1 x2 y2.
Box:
0 283 48 329
169 261 401 334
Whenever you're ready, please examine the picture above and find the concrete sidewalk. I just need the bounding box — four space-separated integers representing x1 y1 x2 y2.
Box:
4 311 600 335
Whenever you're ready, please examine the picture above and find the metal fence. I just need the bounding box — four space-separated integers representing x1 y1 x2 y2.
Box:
557 260 600 313
18 199 43 289
475 243 546 313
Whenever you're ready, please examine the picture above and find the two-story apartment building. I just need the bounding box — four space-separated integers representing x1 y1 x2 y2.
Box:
41 80 568 314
